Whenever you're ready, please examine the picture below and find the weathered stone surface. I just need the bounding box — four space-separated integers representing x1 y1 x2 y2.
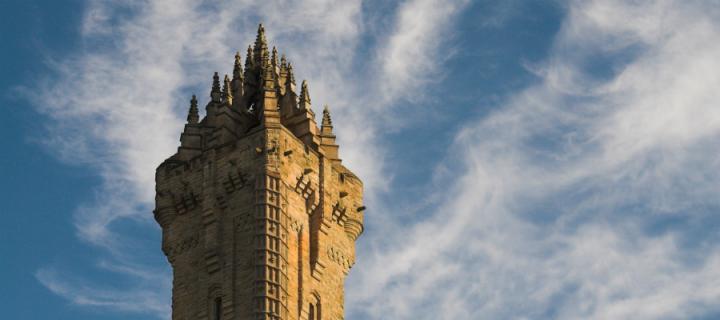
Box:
154 24 364 320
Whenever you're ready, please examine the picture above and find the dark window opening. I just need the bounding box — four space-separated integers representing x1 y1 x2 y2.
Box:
309 300 321 320
214 297 222 320
317 301 321 320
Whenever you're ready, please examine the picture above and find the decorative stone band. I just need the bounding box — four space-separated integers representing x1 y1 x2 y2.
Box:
162 233 200 263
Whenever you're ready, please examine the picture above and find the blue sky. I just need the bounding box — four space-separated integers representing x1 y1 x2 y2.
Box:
3 0 720 319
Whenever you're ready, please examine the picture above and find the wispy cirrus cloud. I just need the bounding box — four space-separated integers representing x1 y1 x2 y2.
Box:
347 0 720 319
33 0 720 319
30 0 468 317
375 0 470 102
36 267 170 317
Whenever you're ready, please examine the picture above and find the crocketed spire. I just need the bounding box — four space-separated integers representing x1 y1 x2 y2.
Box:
271 46 279 71
244 45 254 70
253 24 269 67
319 105 339 162
187 94 199 124
286 62 296 86
232 52 244 99
299 80 311 110
210 72 221 103
233 51 243 80
321 105 333 134
223 74 232 105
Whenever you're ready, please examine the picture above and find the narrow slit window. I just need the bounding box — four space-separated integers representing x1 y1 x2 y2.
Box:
214 297 222 320
316 300 321 320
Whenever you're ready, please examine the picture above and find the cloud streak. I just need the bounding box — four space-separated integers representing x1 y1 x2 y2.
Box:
32 0 720 319
347 0 720 319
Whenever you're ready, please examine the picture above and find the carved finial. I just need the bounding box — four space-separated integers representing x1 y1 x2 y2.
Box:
223 74 232 104
280 54 287 69
233 51 243 79
320 105 338 160
299 80 311 109
211 72 221 102
286 63 296 86
187 94 199 124
322 105 333 128
271 47 279 69
257 23 265 37
254 24 269 67
232 52 244 98
244 45 253 70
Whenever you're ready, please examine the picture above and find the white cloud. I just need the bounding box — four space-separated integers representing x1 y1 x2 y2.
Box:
346 0 720 319
35 0 720 319
376 0 470 103
36 268 170 318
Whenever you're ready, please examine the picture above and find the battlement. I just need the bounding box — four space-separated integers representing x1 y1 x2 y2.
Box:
168 24 339 166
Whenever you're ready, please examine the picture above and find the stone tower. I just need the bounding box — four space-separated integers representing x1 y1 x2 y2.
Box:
153 25 364 320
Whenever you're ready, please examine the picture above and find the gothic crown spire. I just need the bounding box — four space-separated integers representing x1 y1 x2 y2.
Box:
190 24 342 159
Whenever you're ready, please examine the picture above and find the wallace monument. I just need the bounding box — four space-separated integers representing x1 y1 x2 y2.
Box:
153 25 365 320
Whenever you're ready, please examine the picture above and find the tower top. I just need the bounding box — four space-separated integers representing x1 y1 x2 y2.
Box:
155 25 364 320
168 24 343 163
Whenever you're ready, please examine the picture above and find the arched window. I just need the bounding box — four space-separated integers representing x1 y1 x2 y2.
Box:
209 286 223 320
309 294 321 320
214 297 222 320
